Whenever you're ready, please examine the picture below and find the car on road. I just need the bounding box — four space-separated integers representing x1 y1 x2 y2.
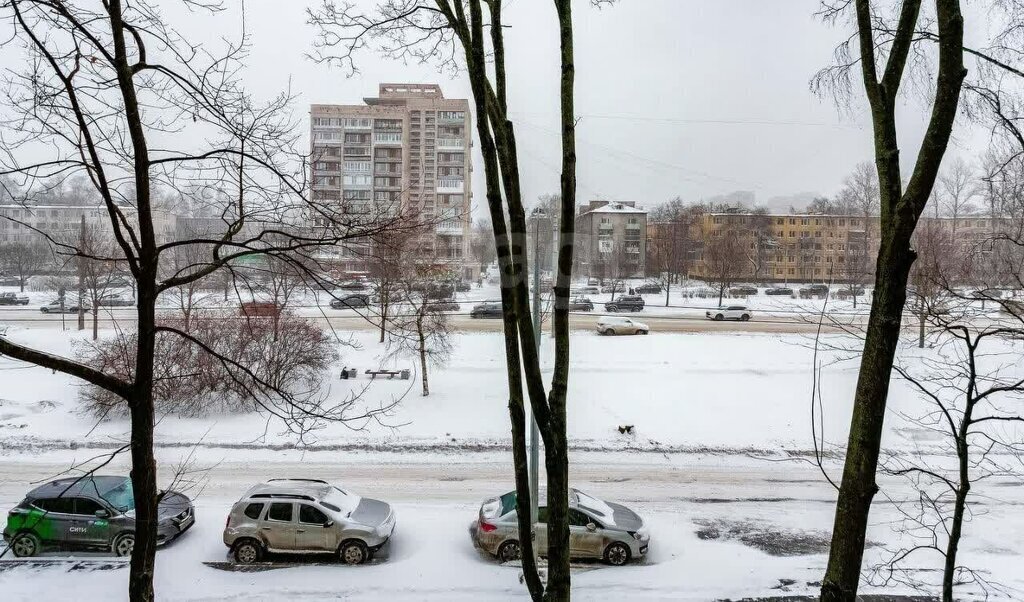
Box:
470 488 649 566
470 302 503 318
799 284 830 299
604 295 645 312
765 287 794 297
330 294 370 309
3 475 194 558
426 298 460 312
706 305 752 321
835 285 866 299
95 293 134 307
596 316 649 335
600 281 625 294
567 296 594 311
635 283 662 295
454 281 472 293
729 285 758 297
223 479 395 565
0 292 30 306
570 285 600 296
40 299 89 314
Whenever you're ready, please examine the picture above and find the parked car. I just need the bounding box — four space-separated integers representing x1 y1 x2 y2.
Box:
3 475 194 558
0 292 30 306
426 298 460 312
470 302 503 318
95 293 133 307
635 283 663 295
596 316 649 335
600 281 625 294
765 287 794 297
223 479 395 565
330 294 370 309
338 280 369 291
587 278 600 286
729 285 758 297
40 299 89 314
454 281 472 293
567 296 594 311
799 284 830 299
706 305 752 321
604 295 645 312
470 488 649 566
240 301 282 317
0 276 22 287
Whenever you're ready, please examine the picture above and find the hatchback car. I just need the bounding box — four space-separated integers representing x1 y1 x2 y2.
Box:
635 283 663 295
330 294 370 309
3 475 194 557
0 292 29 306
470 488 649 566
426 298 460 312
706 305 752 321
604 295 645 312
223 479 395 565
596 316 649 335
40 299 89 314
567 296 594 311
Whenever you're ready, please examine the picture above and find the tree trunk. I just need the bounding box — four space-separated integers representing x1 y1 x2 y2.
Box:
128 278 159 602
943 476 969 602
918 309 925 349
418 323 429 396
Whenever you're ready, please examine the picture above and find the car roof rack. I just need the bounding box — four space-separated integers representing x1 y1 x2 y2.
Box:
267 478 328 484
250 493 316 501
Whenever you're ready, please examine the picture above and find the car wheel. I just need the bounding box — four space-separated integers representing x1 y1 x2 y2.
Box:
11 532 40 557
641 330 649 335
113 532 135 557
339 539 368 565
40 307 49 314
603 541 631 566
232 539 263 564
497 539 521 563
606 329 616 336
741 314 750 321
714 314 724 321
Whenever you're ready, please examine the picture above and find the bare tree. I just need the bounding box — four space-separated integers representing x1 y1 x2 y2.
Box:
0 4 412 600
0 240 52 292
937 157 981 232
67 220 126 341
814 1 967 600
469 217 497 275
308 1 596 598
387 265 456 396
704 229 746 306
647 200 701 306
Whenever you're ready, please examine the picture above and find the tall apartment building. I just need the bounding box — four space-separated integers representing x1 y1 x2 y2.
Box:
309 83 474 278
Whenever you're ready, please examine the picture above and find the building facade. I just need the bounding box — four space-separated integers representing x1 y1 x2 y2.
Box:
309 84 474 278
574 201 647 280
0 203 177 247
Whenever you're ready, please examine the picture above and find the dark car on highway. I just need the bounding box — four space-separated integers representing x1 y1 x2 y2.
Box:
604 295 645 312
470 302 503 318
3 475 194 558
567 296 594 311
729 285 758 297
330 294 370 309
0 292 30 306
634 283 662 295
426 298 460 312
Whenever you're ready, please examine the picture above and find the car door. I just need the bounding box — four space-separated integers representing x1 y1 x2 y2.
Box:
296 504 332 552
568 509 605 558
533 506 548 551
69 497 113 548
261 502 298 551
31 497 76 547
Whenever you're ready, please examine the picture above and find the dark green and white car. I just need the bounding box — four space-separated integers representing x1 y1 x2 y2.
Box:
2 475 194 557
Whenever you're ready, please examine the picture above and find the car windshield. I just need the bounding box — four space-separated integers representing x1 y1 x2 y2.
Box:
98 478 134 513
322 485 360 516
574 490 617 527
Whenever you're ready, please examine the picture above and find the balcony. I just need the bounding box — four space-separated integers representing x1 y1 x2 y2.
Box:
374 132 403 145
436 222 464 235
436 179 465 193
437 138 464 150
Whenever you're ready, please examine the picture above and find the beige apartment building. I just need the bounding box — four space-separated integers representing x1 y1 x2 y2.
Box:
575 200 648 279
309 84 474 278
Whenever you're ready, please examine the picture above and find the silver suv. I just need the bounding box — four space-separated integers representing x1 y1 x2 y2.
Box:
223 479 395 565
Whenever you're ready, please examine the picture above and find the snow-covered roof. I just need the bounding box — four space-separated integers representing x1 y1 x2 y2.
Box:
580 202 647 216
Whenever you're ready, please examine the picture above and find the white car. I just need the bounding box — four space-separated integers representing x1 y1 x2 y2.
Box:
706 305 752 321
596 316 649 336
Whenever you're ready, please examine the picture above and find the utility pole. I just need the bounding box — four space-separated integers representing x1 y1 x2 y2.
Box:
77 214 85 331
528 211 542 569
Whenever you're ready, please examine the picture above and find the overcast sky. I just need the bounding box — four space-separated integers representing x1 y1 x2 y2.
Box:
20 0 993 216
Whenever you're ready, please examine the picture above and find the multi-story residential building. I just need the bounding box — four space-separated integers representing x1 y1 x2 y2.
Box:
0 203 177 247
574 200 647 279
682 210 1019 284
309 83 474 279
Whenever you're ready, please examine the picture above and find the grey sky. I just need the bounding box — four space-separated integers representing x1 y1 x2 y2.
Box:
17 1 992 214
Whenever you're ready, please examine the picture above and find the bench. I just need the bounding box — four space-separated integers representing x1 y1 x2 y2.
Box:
364 369 411 380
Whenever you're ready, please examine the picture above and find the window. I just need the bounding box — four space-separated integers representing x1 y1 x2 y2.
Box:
267 502 293 522
243 503 264 520
72 498 106 516
299 504 329 525
33 497 74 514
568 509 596 527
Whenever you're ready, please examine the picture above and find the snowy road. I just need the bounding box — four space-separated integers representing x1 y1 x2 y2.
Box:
2 453 1023 600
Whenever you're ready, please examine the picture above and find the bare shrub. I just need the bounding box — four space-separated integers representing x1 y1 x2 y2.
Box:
79 312 339 417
